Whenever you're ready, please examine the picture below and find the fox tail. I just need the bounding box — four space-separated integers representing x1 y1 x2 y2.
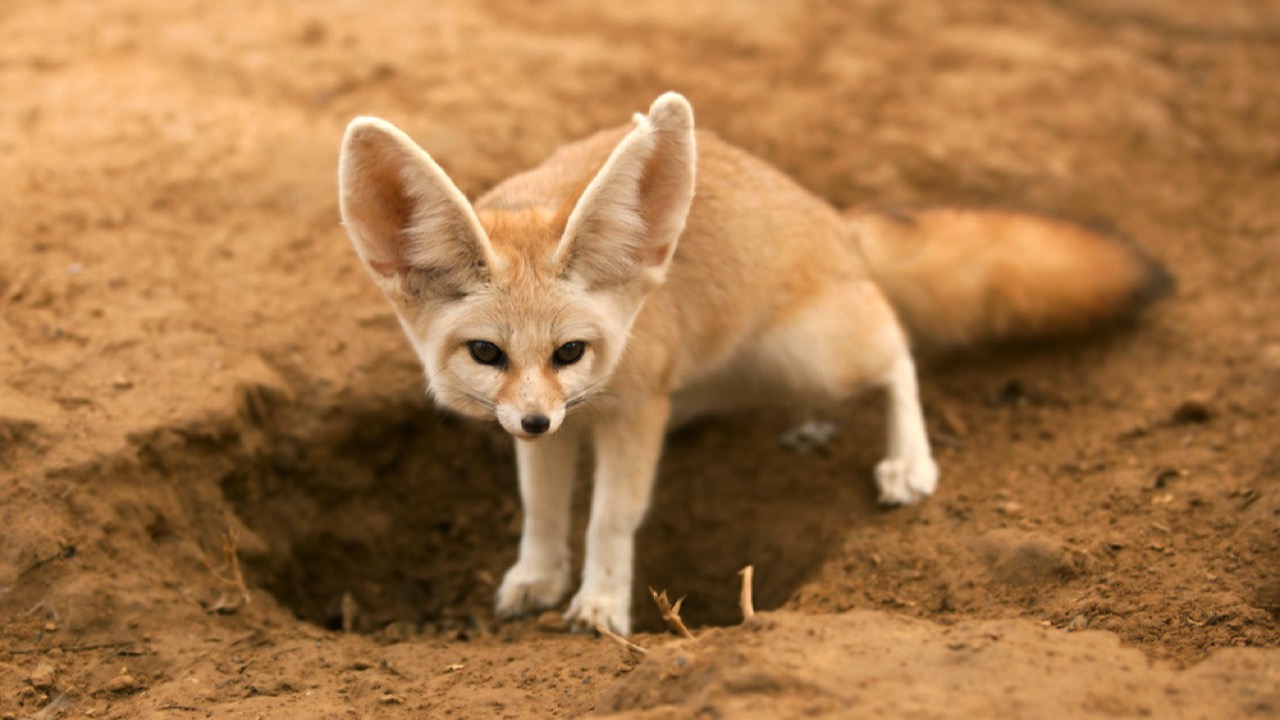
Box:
849 207 1172 350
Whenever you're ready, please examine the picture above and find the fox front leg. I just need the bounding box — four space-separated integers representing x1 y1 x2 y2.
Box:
564 396 670 635
495 428 581 617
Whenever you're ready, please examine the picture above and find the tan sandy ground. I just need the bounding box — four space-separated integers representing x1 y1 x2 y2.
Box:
1 0 1278 717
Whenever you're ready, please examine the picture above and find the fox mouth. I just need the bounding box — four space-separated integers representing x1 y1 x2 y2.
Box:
508 428 551 441
502 424 561 441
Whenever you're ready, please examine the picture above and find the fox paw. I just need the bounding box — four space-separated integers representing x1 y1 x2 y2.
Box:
565 587 631 636
875 454 938 506
495 561 570 618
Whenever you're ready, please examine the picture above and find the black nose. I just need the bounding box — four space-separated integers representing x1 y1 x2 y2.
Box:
521 414 551 435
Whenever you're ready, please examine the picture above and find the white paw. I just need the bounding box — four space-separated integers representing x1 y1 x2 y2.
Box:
875 454 938 506
564 586 631 636
494 560 570 618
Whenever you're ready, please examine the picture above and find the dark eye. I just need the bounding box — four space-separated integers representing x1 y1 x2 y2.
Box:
468 340 505 367
552 341 586 366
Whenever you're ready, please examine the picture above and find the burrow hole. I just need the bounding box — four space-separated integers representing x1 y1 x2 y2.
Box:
220 384 881 636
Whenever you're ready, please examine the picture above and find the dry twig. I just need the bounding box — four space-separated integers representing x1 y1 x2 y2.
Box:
738 565 755 621
1 641 135 656
201 530 251 608
649 587 695 639
30 693 69 720
19 545 77 578
596 624 649 655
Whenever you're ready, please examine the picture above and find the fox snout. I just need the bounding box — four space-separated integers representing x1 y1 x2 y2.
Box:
494 369 568 439
496 402 566 439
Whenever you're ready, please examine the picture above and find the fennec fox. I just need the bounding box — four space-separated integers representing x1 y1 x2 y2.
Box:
338 93 1168 634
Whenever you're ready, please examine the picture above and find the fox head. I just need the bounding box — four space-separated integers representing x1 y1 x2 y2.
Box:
337 93 696 439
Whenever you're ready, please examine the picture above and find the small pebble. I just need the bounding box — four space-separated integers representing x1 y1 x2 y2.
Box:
106 673 140 693
997 501 1023 516
536 611 567 632
28 664 55 690
778 420 838 453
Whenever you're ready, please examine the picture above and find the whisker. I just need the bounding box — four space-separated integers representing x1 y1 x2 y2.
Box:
566 383 620 413
431 377 497 414
566 376 616 408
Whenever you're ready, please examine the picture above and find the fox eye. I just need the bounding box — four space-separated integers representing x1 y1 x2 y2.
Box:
552 341 586 367
468 340 505 367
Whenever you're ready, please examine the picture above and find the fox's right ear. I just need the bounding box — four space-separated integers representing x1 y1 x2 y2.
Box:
338 117 498 296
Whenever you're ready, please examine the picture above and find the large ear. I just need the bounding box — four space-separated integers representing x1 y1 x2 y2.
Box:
553 92 696 287
338 117 498 296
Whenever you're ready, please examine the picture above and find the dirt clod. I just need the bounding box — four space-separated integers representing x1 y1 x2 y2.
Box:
104 673 140 694
537 611 569 633
27 664 55 690
973 530 1075 587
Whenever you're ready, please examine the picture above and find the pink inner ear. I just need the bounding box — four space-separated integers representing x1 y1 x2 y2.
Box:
342 136 419 277
345 127 492 285
631 124 694 270
550 102 694 285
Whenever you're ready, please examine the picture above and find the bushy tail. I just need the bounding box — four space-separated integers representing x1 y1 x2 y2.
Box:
848 207 1173 350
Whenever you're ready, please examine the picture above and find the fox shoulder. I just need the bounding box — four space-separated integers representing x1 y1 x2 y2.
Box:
849 207 1173 350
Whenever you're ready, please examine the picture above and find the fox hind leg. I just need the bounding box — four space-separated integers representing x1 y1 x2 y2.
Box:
759 279 938 504
874 353 938 505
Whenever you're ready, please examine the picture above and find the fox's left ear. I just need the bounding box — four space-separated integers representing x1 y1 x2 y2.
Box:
554 92 696 288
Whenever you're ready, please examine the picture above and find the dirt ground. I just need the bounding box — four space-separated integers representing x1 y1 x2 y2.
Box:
2 0 1279 717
